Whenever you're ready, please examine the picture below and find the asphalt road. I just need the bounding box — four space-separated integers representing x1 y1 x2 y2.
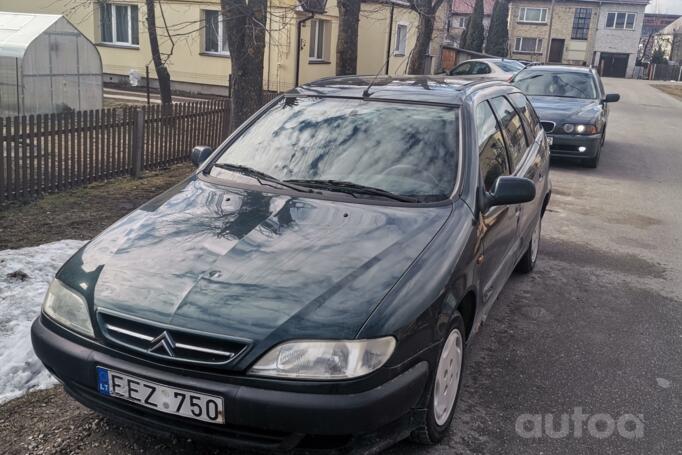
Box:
390 79 682 454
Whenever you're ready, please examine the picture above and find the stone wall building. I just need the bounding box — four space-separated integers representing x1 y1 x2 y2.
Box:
508 0 647 77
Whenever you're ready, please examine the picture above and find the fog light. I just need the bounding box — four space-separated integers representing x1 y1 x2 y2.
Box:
578 146 587 152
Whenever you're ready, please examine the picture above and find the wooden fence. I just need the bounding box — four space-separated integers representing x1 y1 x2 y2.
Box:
649 63 682 81
0 93 279 203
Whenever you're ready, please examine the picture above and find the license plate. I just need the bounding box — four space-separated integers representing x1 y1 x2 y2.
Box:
96 366 224 424
547 136 554 145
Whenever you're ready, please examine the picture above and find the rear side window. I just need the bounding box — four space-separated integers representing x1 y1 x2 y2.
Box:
471 62 491 75
451 62 473 75
476 102 510 192
508 93 539 142
489 96 528 172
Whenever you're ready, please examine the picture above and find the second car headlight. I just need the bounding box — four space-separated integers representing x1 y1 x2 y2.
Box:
563 123 597 134
249 337 396 380
42 279 94 338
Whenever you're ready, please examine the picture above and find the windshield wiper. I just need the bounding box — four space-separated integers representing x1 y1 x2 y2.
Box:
209 163 313 194
284 179 418 203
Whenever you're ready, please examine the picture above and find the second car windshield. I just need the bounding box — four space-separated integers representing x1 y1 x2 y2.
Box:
513 71 598 99
209 97 459 201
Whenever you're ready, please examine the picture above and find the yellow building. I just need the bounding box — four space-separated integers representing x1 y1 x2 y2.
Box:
1 0 450 95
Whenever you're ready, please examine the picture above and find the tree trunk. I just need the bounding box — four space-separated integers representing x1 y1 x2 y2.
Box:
222 0 267 132
336 0 361 75
145 0 172 109
408 1 435 75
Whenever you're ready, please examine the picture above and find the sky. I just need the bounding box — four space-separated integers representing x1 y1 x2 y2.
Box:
646 0 682 15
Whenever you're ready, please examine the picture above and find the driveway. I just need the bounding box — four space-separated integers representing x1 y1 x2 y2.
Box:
391 78 682 454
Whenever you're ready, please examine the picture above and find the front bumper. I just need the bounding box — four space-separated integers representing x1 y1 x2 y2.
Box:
31 316 429 451
548 133 601 159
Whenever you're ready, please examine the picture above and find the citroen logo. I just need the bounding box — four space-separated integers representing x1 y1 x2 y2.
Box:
149 331 176 357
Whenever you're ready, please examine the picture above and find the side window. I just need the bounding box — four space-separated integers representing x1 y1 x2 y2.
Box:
451 62 472 75
508 93 537 143
471 62 491 75
476 102 510 192
489 96 528 172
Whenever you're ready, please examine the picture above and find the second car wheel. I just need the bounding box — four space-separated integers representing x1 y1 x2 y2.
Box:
516 215 541 273
582 141 601 168
411 313 466 445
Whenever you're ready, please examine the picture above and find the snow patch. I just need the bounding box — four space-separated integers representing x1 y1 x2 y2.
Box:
0 240 86 404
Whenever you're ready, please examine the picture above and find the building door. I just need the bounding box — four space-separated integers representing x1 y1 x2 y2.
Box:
548 39 565 63
599 53 629 78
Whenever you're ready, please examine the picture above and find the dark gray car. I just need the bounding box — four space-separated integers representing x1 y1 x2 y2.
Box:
512 66 620 168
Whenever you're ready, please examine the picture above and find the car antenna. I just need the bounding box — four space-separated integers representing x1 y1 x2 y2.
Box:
363 59 391 98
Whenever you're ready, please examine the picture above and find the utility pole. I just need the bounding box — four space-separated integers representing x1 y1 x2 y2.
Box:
545 0 555 63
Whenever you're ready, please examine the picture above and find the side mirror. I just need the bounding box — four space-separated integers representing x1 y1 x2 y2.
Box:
191 145 213 166
488 176 536 208
604 93 620 103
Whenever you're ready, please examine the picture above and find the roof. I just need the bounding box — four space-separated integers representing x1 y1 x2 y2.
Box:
599 0 649 3
452 0 495 16
507 0 647 4
0 11 61 58
660 16 682 34
289 75 507 105
520 65 594 73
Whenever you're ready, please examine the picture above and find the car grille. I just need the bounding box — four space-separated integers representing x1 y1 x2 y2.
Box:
540 121 555 133
98 311 249 365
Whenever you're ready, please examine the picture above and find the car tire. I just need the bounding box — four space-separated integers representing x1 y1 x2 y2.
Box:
582 143 601 168
600 127 606 146
410 313 466 445
516 215 541 274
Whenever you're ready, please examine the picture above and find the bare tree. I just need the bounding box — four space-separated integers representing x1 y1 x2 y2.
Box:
408 0 447 75
146 0 173 108
221 0 268 131
336 0 362 75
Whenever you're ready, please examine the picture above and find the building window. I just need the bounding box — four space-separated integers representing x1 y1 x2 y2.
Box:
606 12 637 30
394 23 408 55
100 3 139 46
571 8 592 40
514 37 543 54
518 7 548 24
204 10 229 54
458 16 466 28
309 19 331 61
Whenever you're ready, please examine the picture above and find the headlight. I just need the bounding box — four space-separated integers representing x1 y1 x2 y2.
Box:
249 337 396 380
42 279 94 337
562 123 597 134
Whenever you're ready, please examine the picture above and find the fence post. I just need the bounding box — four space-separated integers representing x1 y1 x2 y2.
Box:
131 108 144 178
221 98 231 139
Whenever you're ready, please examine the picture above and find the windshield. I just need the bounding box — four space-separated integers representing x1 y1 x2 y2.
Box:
513 71 598 99
496 60 525 72
210 97 459 201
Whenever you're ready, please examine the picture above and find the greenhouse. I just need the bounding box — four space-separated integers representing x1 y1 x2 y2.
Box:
0 11 102 116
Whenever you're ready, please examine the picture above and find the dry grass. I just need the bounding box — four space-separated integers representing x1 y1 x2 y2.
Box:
653 84 682 101
0 163 194 250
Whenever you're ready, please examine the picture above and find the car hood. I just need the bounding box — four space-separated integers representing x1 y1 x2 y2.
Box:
61 176 452 347
528 96 601 124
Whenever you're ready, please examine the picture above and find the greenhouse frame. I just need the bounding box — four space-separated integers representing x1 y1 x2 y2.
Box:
0 11 103 116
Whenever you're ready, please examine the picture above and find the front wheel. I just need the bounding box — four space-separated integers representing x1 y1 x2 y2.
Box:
582 141 601 168
410 314 465 445
516 216 541 273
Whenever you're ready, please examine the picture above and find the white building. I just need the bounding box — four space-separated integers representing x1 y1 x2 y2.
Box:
593 0 649 78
